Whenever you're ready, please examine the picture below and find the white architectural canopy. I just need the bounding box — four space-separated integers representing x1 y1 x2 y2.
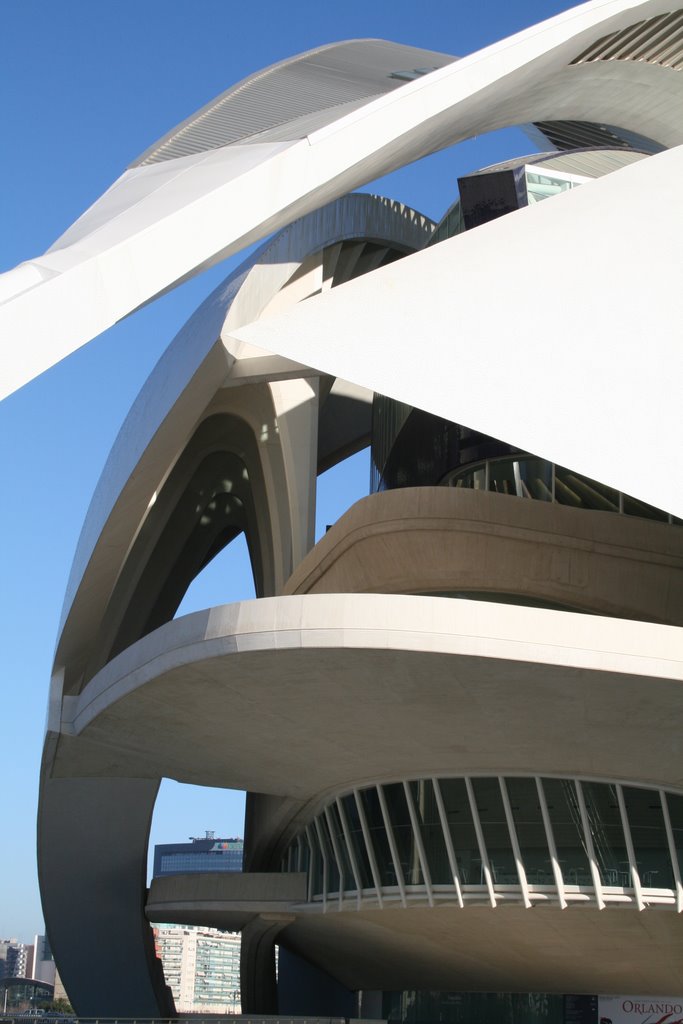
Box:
2 0 683 515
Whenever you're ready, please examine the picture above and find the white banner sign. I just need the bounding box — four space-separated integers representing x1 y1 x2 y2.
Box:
599 996 683 1024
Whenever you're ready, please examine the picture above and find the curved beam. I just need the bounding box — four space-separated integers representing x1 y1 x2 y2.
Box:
3 0 682 398
54 194 431 686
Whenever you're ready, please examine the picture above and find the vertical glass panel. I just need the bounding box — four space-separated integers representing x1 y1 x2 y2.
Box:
328 803 355 893
438 778 481 884
360 787 396 887
318 814 340 894
581 781 628 886
488 458 544 500
452 464 487 491
664 792 683 881
622 492 669 523
342 794 373 889
505 778 551 884
623 786 674 889
518 457 553 501
541 778 591 885
299 831 309 872
471 778 518 884
308 826 324 897
407 779 451 884
384 783 424 885
554 466 619 512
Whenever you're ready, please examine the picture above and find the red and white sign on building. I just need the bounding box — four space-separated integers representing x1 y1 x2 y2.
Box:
600 997 683 1024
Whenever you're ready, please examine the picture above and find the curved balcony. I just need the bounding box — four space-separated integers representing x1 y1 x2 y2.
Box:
285 487 683 626
445 453 681 524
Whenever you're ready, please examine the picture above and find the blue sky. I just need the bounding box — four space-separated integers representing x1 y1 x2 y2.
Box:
1 0 575 941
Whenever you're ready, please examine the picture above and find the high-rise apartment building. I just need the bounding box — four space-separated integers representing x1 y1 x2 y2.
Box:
0 941 32 980
153 925 241 1014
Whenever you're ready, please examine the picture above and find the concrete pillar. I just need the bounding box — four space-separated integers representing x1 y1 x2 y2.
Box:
240 913 294 1014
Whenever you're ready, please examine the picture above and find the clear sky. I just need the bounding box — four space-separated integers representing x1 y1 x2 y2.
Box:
1 0 576 942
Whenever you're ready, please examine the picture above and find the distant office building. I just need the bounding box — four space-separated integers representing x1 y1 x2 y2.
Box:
31 935 56 987
153 925 240 1014
153 833 243 878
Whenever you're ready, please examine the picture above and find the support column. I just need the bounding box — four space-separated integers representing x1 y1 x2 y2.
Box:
38 774 172 1018
240 913 294 1014
269 378 319 574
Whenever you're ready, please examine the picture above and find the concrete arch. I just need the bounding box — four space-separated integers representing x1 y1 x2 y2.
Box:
40 194 432 1016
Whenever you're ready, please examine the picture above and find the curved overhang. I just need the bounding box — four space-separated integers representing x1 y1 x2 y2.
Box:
3 0 683 401
50 594 683 793
143 874 683 995
284 487 683 626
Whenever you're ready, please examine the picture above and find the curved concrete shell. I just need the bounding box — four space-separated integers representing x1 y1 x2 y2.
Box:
20 0 683 1014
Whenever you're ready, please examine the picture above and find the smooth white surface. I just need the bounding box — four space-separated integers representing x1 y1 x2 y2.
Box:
234 145 683 517
3 0 683 399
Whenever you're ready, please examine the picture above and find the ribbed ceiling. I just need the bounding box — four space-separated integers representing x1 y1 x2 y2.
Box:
571 8 683 70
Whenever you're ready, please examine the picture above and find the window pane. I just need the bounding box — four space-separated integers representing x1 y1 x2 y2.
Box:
623 786 674 889
360 787 396 887
554 466 619 512
541 778 591 886
664 792 683 881
318 813 340 894
438 778 481 885
471 777 518 884
581 781 628 886
506 777 551 884
384 782 424 885
308 826 324 897
341 793 373 889
328 803 354 893
407 779 451 884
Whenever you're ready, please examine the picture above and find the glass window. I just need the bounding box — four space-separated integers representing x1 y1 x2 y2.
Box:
360 787 397 887
525 167 586 204
452 464 487 490
317 813 340 895
541 778 591 886
505 777 552 884
407 779 451 884
554 465 619 512
307 825 324 897
623 786 674 889
471 777 518 884
384 782 424 885
438 778 481 885
664 792 683 881
622 492 670 523
341 793 374 889
581 781 629 886
327 803 355 893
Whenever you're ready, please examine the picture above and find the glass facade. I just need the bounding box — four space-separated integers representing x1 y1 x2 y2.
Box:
383 989 576 1024
281 776 683 910
153 837 243 877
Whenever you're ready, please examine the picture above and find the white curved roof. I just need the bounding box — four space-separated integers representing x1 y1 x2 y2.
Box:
2 0 683 400
133 39 457 165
